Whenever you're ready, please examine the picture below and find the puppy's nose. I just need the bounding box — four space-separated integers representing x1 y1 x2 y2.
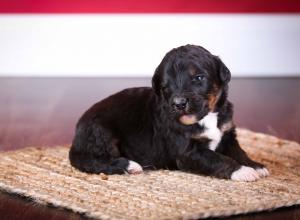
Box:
173 97 188 110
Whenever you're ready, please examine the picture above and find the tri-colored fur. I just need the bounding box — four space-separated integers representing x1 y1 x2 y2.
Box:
69 45 269 181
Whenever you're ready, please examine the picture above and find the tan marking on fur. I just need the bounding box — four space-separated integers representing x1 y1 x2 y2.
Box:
208 94 218 111
189 66 197 76
191 132 207 140
208 84 220 111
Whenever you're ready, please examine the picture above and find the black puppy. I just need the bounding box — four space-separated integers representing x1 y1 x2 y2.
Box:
69 45 269 181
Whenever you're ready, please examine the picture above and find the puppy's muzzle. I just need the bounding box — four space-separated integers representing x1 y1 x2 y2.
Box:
172 96 188 111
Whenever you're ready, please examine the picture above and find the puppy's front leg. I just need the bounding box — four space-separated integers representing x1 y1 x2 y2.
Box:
176 146 260 181
217 130 270 178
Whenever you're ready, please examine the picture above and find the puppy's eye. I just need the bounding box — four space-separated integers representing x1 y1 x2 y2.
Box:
193 75 206 81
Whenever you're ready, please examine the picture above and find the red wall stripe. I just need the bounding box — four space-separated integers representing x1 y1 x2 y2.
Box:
0 0 300 13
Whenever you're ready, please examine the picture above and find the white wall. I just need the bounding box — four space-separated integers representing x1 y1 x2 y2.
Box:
0 14 300 77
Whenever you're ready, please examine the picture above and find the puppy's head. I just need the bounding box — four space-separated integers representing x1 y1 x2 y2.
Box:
152 45 231 125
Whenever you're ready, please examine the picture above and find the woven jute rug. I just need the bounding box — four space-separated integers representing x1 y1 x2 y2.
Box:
0 129 299 220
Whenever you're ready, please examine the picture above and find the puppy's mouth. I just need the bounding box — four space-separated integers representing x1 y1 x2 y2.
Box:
176 107 209 126
171 98 209 125
178 114 198 125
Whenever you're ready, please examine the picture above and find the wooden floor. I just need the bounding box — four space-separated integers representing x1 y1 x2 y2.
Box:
0 77 299 220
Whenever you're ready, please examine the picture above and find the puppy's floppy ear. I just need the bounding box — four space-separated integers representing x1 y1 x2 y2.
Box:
214 56 231 84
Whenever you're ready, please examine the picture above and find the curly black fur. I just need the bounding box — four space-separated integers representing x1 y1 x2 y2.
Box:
69 45 264 179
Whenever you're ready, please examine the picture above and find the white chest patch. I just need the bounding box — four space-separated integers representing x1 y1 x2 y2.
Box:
198 112 222 151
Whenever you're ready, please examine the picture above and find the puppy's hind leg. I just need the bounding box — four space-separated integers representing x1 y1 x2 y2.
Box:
69 122 143 175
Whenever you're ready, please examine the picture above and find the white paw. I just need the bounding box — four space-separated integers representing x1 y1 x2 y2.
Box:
256 167 270 178
231 166 260 182
126 160 143 174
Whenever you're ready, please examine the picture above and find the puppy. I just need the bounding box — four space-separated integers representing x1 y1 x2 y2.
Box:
69 45 269 181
